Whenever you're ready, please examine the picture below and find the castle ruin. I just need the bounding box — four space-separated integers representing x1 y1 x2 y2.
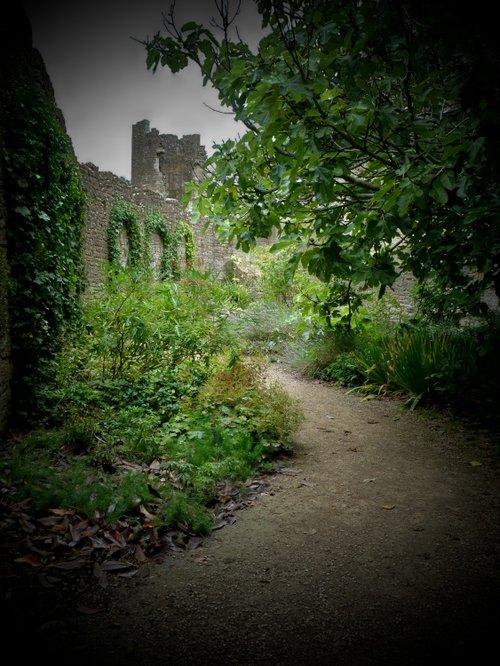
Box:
79 120 239 288
131 119 207 200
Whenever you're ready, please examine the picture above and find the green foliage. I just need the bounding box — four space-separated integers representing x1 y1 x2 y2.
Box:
219 277 254 309
176 220 196 269
71 267 230 381
2 76 86 421
144 208 178 280
108 199 143 269
11 268 303 535
321 352 363 387
411 275 481 325
148 0 500 321
253 246 299 306
183 355 303 453
3 431 154 523
294 326 359 377
108 204 194 279
355 324 479 408
157 492 214 534
161 421 262 497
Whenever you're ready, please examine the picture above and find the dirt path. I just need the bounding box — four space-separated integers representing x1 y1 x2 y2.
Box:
37 363 500 664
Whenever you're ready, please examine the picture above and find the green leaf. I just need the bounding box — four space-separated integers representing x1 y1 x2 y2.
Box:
430 186 448 205
181 21 201 32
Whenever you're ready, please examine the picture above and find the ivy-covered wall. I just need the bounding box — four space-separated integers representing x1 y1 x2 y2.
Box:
0 6 86 428
80 162 239 288
0 8 259 431
0 133 11 433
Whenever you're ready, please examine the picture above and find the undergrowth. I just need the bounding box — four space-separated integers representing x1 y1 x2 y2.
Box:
1 267 302 536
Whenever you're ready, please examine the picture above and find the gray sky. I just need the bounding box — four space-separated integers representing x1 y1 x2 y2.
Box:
22 1 262 180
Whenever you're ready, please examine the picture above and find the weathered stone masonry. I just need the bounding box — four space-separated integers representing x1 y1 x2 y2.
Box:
131 119 207 199
81 159 237 288
81 118 244 288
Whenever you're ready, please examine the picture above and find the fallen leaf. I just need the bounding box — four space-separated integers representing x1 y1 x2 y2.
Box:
117 569 138 578
186 537 203 551
93 562 107 588
48 508 75 516
50 558 88 570
14 553 43 567
139 504 156 520
469 460 482 467
104 530 127 548
76 604 100 615
382 504 396 510
18 514 36 533
194 556 209 564
100 560 134 571
37 516 59 527
81 524 100 538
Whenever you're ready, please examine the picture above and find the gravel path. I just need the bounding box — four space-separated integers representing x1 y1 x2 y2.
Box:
35 363 500 664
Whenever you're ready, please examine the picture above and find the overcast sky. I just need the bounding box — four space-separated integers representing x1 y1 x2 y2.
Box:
22 1 263 180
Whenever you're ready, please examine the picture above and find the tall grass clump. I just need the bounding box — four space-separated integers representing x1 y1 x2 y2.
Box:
355 323 479 408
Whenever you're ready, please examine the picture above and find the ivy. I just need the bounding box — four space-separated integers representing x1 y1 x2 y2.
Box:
108 199 143 270
176 220 196 270
2 76 86 421
144 209 178 280
108 204 196 280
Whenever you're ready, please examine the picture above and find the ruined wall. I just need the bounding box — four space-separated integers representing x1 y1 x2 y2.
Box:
131 119 207 200
81 162 239 287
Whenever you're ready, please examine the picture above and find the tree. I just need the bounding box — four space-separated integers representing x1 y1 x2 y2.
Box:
144 0 500 318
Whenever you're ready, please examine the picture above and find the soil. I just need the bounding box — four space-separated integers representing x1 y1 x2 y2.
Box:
3 362 500 664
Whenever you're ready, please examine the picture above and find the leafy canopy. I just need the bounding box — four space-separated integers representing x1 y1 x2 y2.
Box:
144 0 500 315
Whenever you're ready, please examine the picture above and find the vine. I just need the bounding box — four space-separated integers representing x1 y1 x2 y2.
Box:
144 209 178 280
176 220 196 270
2 76 86 420
108 198 143 269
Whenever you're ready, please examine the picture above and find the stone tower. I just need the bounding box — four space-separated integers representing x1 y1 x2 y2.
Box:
131 119 207 200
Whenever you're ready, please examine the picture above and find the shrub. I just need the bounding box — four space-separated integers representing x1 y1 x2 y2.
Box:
322 352 364 386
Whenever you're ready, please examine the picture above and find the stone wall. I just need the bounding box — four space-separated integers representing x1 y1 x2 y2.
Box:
131 119 207 200
0 137 11 434
80 162 239 287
